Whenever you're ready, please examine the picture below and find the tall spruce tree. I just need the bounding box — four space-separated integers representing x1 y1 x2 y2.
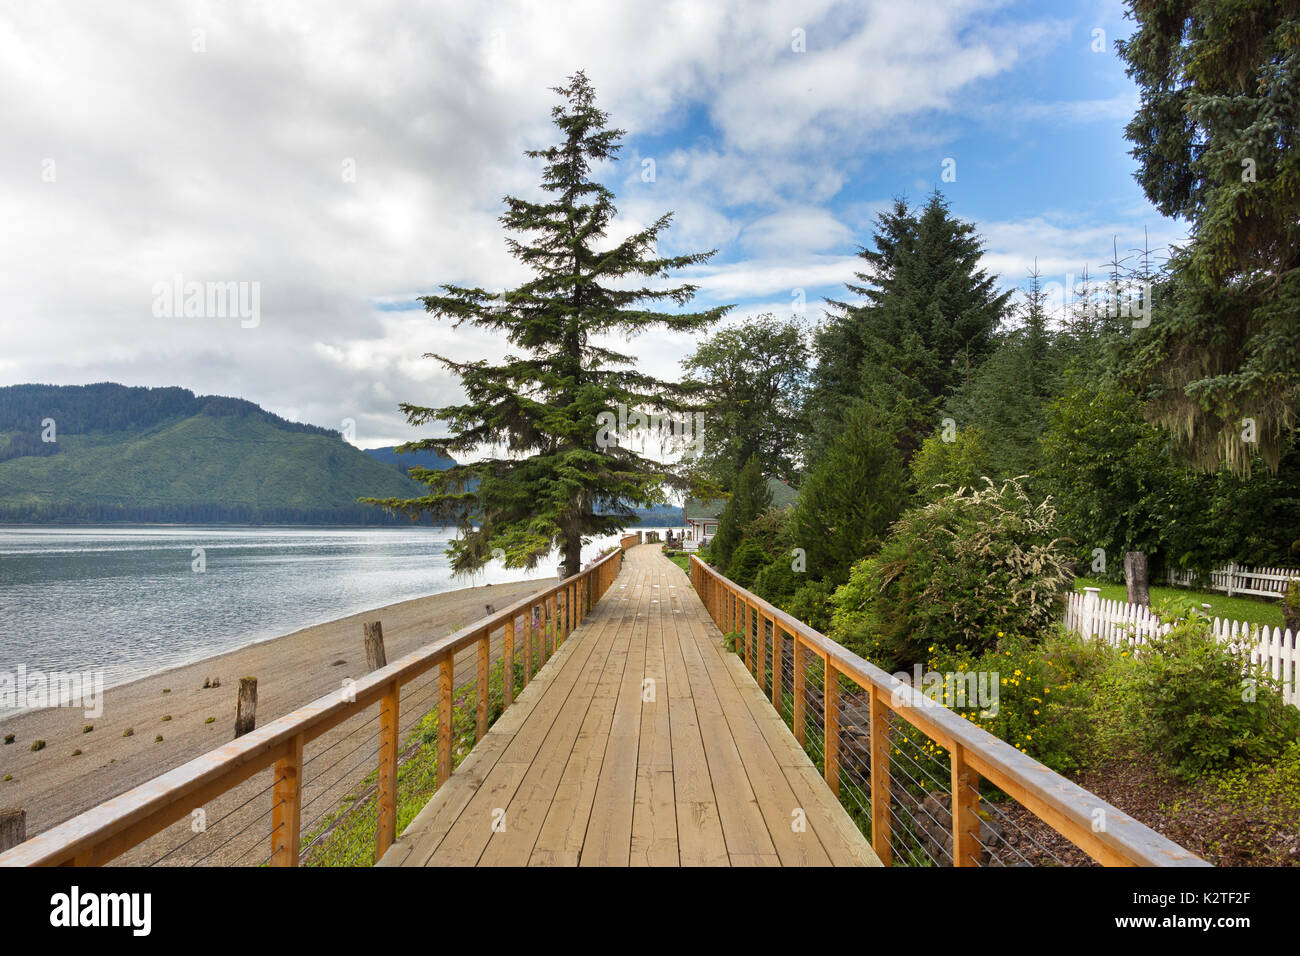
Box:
1117 0 1300 473
809 192 1010 462
364 73 730 576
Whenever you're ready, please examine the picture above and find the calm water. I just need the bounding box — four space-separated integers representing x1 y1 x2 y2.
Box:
0 525 656 706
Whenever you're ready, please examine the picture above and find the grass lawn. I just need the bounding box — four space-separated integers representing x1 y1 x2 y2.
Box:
1073 576 1284 630
663 550 690 574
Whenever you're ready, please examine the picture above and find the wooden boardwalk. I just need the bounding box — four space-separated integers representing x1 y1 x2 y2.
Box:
379 545 880 867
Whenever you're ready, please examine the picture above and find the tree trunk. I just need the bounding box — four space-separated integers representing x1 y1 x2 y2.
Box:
1124 552 1150 607
561 533 582 580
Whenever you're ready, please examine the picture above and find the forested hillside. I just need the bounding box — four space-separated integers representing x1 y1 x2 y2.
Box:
0 384 428 524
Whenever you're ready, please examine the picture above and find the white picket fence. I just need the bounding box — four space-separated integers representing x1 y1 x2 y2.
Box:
1063 589 1299 707
1166 562 1299 599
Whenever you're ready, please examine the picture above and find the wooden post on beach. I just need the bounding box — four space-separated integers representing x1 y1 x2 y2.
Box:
235 677 258 738
0 807 25 851
363 621 387 672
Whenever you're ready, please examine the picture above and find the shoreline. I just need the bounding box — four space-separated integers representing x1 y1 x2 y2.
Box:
0 576 555 841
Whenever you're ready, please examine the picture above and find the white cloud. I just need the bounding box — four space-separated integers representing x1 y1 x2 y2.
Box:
0 0 1130 446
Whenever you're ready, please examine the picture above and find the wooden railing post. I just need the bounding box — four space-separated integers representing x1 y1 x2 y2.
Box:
743 601 753 674
437 656 453 789
376 680 399 860
524 605 534 685
771 622 784 711
792 638 806 746
504 616 515 708
270 733 303 866
559 588 568 644
869 685 892 865
756 614 767 695
476 631 490 742
951 743 981 867
548 594 557 654
824 663 840 796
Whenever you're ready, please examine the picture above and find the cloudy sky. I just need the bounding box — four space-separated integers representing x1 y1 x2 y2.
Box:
0 0 1184 448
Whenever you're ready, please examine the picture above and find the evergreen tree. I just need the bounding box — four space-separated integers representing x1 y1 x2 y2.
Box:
790 399 910 587
1117 0 1300 473
943 264 1065 481
711 455 772 573
809 192 1010 461
365 73 730 575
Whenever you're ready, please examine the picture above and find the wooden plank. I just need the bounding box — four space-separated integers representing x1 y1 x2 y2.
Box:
673 597 776 860
951 743 981 867
580 574 649 866
477 587 631 866
476 633 490 742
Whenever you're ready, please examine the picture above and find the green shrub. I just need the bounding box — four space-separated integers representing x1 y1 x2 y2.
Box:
829 478 1071 670
726 538 771 590
909 427 992 502
927 629 1097 774
1134 600 1300 780
787 580 834 633
751 555 802 607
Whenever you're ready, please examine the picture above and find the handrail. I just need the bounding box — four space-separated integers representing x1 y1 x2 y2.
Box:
690 555 1209 867
0 546 627 867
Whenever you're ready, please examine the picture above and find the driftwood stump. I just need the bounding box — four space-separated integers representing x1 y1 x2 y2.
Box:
364 621 387 672
234 677 258 738
0 807 25 851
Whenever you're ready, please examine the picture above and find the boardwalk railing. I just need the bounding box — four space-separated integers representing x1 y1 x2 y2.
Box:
0 548 625 867
1064 589 1299 707
1167 562 1299 599
690 556 1207 867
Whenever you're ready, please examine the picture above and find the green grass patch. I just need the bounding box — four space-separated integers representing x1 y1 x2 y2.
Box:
1073 576 1283 629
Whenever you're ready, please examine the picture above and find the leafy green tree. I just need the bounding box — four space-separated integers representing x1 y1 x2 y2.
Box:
1042 363 1300 577
711 455 771 573
365 73 730 575
681 313 808 490
790 399 909 587
1118 1 1300 472
1039 365 1201 576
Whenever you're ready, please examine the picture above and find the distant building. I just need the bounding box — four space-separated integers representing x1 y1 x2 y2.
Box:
681 477 797 545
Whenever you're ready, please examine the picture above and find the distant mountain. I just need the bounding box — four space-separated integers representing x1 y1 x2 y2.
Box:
363 444 456 476
623 503 684 526
0 384 428 524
